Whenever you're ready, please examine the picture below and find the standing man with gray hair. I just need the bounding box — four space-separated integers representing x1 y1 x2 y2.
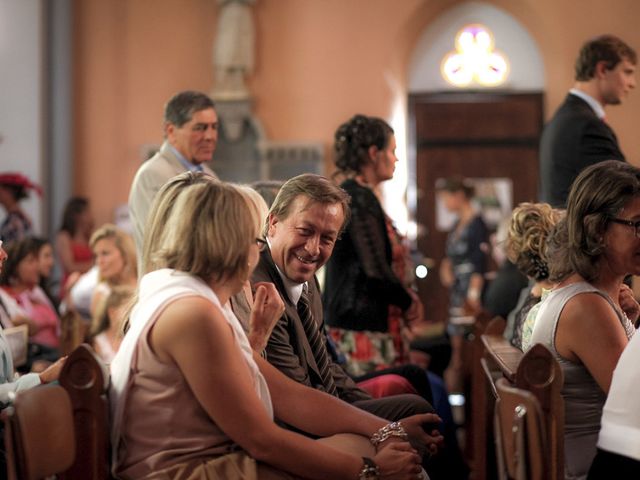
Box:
128 91 218 254
539 34 636 208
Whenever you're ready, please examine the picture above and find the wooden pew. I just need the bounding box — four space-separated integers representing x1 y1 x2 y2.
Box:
494 378 547 480
4 384 76 480
481 333 564 480
58 343 111 480
511 344 564 480
469 315 506 480
481 328 522 383
4 344 112 479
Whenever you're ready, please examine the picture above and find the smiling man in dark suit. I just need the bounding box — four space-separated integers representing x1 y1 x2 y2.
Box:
540 35 636 208
249 173 443 453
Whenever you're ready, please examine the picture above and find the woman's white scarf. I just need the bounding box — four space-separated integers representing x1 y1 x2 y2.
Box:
109 268 273 469
109 269 222 462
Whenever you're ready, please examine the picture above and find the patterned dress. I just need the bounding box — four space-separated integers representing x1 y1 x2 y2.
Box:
328 221 411 375
324 178 413 376
444 215 488 312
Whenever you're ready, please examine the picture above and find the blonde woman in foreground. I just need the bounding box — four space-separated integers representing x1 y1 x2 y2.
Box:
110 172 433 480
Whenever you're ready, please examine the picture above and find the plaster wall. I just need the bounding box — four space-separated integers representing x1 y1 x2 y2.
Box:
71 0 640 227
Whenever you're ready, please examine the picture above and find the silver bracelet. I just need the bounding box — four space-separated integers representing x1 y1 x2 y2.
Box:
358 457 380 480
370 421 408 447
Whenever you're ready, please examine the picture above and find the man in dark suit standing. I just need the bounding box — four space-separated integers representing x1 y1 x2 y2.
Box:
540 35 636 207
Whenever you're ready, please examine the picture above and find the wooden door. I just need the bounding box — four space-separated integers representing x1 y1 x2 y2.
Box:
409 92 543 325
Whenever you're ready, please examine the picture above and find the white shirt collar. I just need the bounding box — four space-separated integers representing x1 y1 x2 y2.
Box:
569 88 606 119
272 262 306 306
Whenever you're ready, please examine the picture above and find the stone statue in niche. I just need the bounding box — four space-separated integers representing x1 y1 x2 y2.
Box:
213 0 256 100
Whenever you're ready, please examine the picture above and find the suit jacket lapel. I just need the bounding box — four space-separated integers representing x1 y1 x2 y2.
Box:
256 249 322 379
158 141 187 175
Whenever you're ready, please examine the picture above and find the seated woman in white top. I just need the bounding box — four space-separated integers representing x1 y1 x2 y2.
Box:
111 172 437 480
530 160 640 480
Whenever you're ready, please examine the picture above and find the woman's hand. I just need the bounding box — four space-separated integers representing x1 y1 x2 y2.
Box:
38 356 67 384
248 282 285 352
618 283 640 326
373 441 423 479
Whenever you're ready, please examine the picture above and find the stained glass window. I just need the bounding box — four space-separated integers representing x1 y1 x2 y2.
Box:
441 24 509 87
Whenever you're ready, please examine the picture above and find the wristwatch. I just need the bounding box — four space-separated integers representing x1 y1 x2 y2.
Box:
358 457 380 479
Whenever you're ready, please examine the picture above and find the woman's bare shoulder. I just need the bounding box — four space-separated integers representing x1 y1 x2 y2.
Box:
562 290 622 331
159 295 224 330
150 295 232 361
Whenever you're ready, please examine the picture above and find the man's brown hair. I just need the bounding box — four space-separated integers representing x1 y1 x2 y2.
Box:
575 35 637 81
267 174 351 236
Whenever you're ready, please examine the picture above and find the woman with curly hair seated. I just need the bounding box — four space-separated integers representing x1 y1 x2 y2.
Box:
503 202 563 351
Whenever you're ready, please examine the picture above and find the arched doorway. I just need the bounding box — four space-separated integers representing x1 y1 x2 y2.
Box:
407 2 545 327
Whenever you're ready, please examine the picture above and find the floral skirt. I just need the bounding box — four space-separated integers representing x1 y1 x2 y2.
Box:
329 306 408 377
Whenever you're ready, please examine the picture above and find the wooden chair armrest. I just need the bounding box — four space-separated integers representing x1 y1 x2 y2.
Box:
481 334 523 383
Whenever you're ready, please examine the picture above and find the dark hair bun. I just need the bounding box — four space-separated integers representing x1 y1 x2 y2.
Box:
334 115 392 174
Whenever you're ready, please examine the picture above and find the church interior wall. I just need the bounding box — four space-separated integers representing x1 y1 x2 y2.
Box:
4 0 639 230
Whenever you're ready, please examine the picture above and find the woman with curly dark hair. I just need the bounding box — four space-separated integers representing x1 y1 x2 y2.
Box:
323 116 470 479
323 114 421 377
